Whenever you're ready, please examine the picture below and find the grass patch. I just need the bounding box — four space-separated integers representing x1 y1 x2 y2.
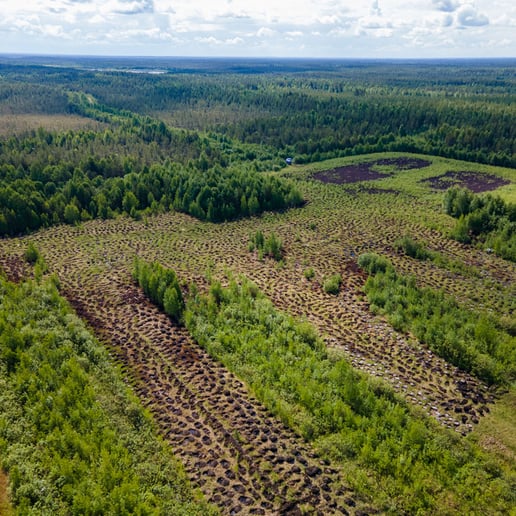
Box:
0 114 105 136
471 389 516 470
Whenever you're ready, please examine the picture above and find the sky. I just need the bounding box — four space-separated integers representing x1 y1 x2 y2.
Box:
0 0 514 58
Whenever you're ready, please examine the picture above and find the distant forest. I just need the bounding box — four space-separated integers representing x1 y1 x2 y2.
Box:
0 57 514 235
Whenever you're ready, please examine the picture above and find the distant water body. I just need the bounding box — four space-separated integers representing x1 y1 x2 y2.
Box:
1 54 515 75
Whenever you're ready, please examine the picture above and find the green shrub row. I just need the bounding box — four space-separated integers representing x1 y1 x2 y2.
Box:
0 275 211 515
133 257 184 322
393 235 480 277
394 235 433 261
443 187 516 262
173 273 512 513
358 253 515 385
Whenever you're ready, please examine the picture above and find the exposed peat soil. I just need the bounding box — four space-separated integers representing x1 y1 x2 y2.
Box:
313 157 431 184
422 171 511 193
373 157 432 170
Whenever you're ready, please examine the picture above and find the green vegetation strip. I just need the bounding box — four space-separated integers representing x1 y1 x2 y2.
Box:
394 234 479 276
0 274 212 515
134 262 514 513
444 187 516 262
358 253 515 385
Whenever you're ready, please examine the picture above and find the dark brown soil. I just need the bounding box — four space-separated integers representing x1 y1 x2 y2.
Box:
313 157 431 184
373 157 432 170
314 163 386 184
0 255 29 283
422 171 511 193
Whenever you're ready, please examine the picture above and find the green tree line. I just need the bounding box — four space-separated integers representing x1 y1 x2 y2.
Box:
0 156 302 235
132 258 184 322
444 187 516 262
358 252 515 385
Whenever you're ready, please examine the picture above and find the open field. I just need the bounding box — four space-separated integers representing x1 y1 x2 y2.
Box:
0 152 514 513
0 114 105 135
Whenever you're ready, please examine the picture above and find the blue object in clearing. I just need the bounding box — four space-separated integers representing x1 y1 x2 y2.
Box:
285 157 293 165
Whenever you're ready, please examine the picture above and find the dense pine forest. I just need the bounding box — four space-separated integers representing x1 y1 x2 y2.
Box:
0 56 515 515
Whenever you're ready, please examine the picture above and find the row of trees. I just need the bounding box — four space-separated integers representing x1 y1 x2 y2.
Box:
133 258 184 322
443 187 516 261
223 97 514 167
358 253 515 385
0 158 303 235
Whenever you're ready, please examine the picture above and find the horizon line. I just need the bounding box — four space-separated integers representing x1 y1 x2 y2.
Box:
1 52 516 61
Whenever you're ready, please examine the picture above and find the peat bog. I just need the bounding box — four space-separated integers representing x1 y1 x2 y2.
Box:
1 152 514 513
312 157 431 184
422 171 511 193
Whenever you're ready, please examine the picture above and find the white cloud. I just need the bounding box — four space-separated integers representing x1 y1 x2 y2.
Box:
197 35 243 45
115 27 173 40
0 0 512 57
441 14 454 27
456 4 489 26
370 0 382 16
256 27 275 38
432 0 460 12
113 0 155 15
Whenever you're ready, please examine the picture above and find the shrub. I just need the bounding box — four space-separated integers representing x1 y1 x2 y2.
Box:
323 274 342 295
303 267 315 280
394 236 433 261
24 242 40 264
249 231 283 261
357 253 392 275
444 189 516 262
